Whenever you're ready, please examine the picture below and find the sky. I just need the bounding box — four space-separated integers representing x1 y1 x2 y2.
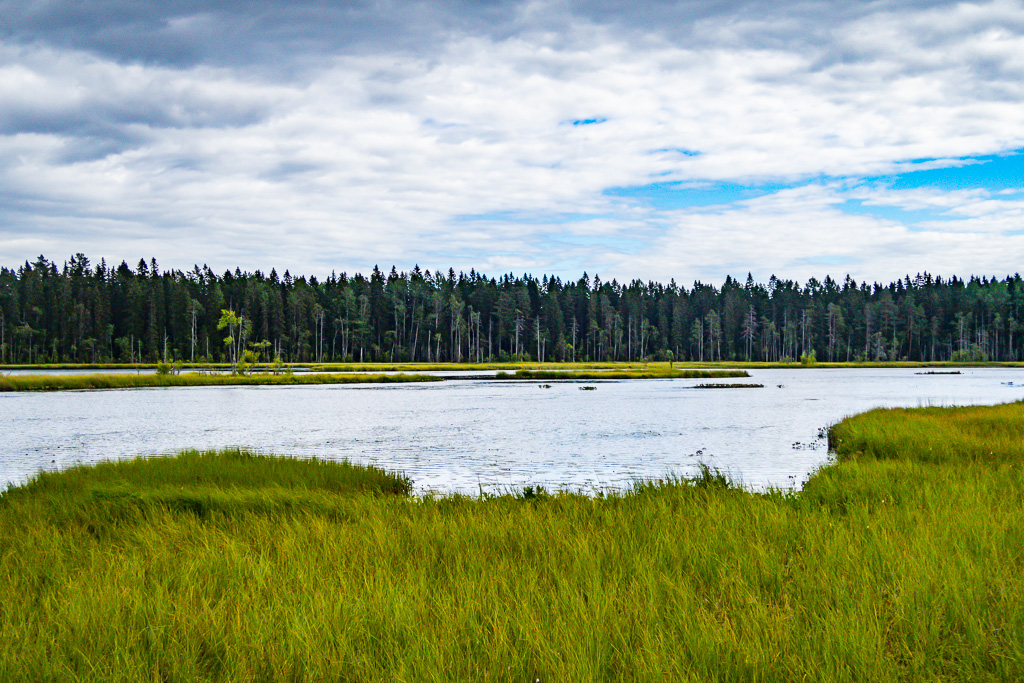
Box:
1 0 1023 285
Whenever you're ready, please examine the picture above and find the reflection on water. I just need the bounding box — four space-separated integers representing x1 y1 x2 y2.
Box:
1 368 1022 494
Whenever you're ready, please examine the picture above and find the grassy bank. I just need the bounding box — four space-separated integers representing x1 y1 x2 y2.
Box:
6 359 1023 374
308 361 663 372
496 368 750 380
2 405 1024 680
0 372 442 392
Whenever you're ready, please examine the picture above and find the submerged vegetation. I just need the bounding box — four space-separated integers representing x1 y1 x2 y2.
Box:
1 403 1024 679
0 371 441 392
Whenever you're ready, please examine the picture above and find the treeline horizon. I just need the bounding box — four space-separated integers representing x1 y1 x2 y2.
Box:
1 253 1022 365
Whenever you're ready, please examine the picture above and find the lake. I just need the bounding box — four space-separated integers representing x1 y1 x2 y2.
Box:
2 367 1022 494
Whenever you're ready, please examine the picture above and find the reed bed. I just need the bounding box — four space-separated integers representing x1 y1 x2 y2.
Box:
1 404 1023 680
0 372 442 392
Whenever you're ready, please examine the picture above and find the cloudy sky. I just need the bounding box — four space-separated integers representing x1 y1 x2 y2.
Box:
2 0 1023 284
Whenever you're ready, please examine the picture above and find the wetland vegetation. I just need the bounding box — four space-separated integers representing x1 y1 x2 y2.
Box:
0 363 750 391
494 368 750 380
2 402 1022 680
0 371 443 392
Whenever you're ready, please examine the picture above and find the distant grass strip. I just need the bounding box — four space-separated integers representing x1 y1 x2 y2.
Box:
495 368 750 380
3 404 1024 680
5 360 1022 373
0 363 236 371
693 382 764 388
306 361 683 373
0 371 442 392
701 360 1024 369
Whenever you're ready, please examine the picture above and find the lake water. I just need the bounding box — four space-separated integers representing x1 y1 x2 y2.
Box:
2 368 1022 495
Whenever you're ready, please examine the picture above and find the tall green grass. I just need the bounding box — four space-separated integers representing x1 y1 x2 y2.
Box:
2 404 1024 680
827 402 1024 464
0 372 442 392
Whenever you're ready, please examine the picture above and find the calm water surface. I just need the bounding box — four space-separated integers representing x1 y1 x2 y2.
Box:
2 368 1023 494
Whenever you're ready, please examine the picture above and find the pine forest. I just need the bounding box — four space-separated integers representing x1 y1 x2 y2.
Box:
2 254 1022 365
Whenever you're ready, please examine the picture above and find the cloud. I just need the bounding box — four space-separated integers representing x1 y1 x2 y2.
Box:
1 1 1023 280
610 183 1024 284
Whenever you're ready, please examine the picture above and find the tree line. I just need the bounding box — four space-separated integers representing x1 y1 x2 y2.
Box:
1 253 1022 365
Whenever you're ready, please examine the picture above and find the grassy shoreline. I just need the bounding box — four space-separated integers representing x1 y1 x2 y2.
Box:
495 368 750 380
0 367 747 391
4 359 1024 373
1 404 1023 679
0 371 443 392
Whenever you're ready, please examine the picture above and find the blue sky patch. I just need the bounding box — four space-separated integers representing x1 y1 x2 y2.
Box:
865 151 1024 192
604 152 1024 224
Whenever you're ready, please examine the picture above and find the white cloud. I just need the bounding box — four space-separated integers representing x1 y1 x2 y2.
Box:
611 184 1024 283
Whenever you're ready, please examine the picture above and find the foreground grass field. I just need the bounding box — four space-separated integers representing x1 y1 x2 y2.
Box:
2 404 1023 680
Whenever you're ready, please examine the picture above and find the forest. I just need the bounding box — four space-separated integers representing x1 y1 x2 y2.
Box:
1 253 1022 365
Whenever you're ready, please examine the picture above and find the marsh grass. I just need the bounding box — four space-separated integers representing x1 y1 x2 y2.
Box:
4 359 1021 376
2 404 1024 680
827 402 1024 464
0 363 236 371
0 372 442 392
307 361 649 372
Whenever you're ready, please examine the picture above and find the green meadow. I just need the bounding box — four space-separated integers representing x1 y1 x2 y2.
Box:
1 403 1023 680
